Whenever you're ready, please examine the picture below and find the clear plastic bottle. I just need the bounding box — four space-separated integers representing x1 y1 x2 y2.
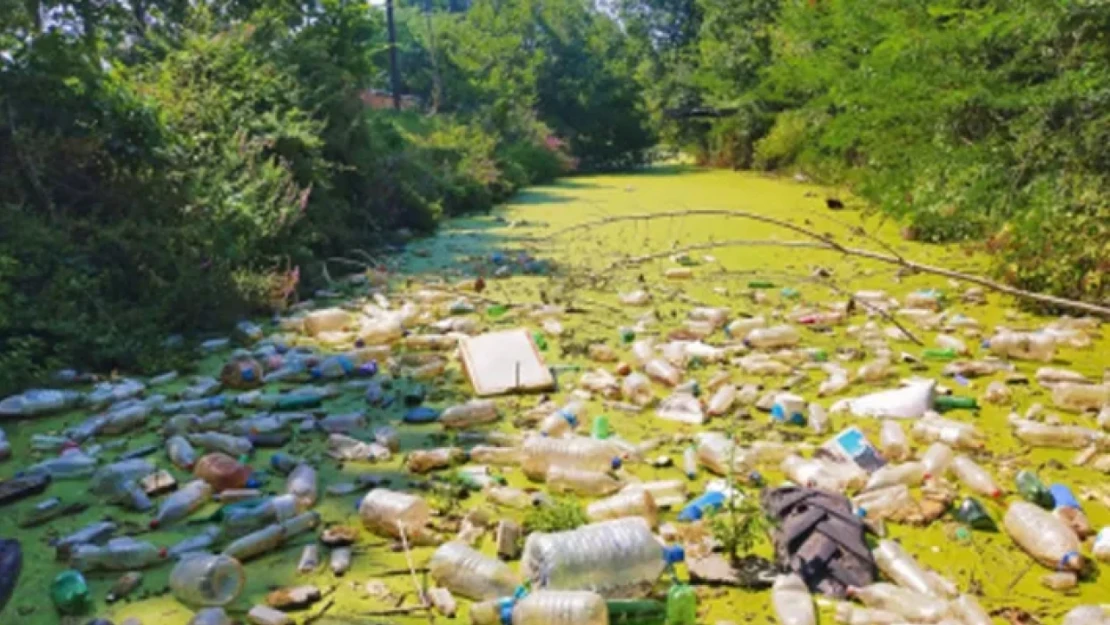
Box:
188 432 253 457
622 373 654 406
25 448 98 480
222 494 298 538
169 553 245 606
848 583 950 623
985 331 1055 362
630 339 655 365
935 334 968 355
655 393 705 425
1062 606 1110 625
620 290 651 306
222 511 319 561
407 447 465 473
469 445 521 466
771 574 815 625
521 517 683 596
819 365 850 397
864 461 927 492
872 540 952 598
169 525 222 559
167 436 198 470
441 400 499 429
90 459 156 510
621 480 687 509
745 325 800 349
285 464 318 511
428 541 521 600
70 537 166 571
546 465 622 497
853 485 914 519
911 415 984 449
707 385 737 416
471 591 608 625
834 604 902 625
879 421 908 461
645 359 681 387
727 316 765 337
486 485 534 509
539 401 583 438
1003 501 1083 571
521 437 623 480
151 480 213 528
950 455 1001 498
359 489 430 538
303 308 351 336
919 442 954 477
586 489 657 526
949 594 991 625
0 388 82 417
588 343 618 362
1051 383 1110 413
696 433 747 476
101 403 153 435
1094 527 1110 563
1014 421 1100 449
808 403 830 434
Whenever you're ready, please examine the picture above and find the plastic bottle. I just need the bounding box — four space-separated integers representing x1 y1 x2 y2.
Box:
51 569 92 615
472 591 609 625
286 464 318 511
703 384 736 417
834 604 902 625
90 460 156 510
222 511 319 561
70 537 166 571
165 436 198 470
32 433 72 452
539 403 582 438
656 392 705 425
221 494 298 538
170 553 245 606
1049 483 1092 538
677 490 725 522
440 400 499 429
0 427 9 461
644 359 681 387
879 421 908 461
696 433 747 476
911 415 984 449
152 480 214 528
521 517 683 596
848 583 950 622
808 403 830 434
359 489 431 538
547 465 622 496
486 485 534 509
1014 421 1101 449
469 445 521 466
1093 527 1110 563
872 540 952 598
950 455 1001 498
1 388 82 418
935 334 968 355
682 446 697 479
745 325 800 349
428 541 520 600
188 433 253 457
303 308 351 335
622 373 654 407
1051 382 1110 413
864 461 927 492
521 436 623 480
1003 501 1083 571
954 497 995 530
1015 470 1053 508
853 485 914 519
25 447 98 480
949 594 992 625
169 526 222 559
194 453 255 492
1062 606 1110 625
985 331 1056 361
770 574 814 625
407 447 464 473
586 489 657 526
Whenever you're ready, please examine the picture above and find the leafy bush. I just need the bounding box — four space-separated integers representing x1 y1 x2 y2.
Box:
524 497 588 533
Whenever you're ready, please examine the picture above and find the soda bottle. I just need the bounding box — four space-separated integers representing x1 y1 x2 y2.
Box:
953 497 995 531
665 583 697 625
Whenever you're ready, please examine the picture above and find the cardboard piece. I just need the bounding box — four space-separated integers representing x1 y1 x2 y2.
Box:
818 426 886 474
458 329 555 396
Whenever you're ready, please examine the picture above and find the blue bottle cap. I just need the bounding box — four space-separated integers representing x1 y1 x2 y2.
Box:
663 544 685 564
610 456 623 470
559 410 578 428
771 404 785 421
498 597 515 625
309 367 323 379
855 506 867 517
245 475 262 489
678 506 703 522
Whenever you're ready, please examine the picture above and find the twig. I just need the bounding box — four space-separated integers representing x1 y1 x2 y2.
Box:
546 209 1110 317
1004 559 1034 595
372 566 431 577
602 238 825 273
396 522 430 614
305 598 335 625
363 606 431 617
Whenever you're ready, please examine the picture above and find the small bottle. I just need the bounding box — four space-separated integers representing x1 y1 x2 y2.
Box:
469 445 521 466
50 569 92 615
546 465 622 497
440 399 499 429
486 485 535 509
90 460 156 511
194 453 255 492
950 455 1001 498
666 582 697 625
706 385 737 416
864 461 927 492
771 574 815 625
286 464 318 511
1014 470 1053 508
152 480 213 528
587 490 657 526
539 402 582 438
879 421 908 461
1041 571 1078 590
428 541 520 600
107 571 143 603
622 373 654 406
188 432 253 457
682 446 697 480
954 497 996 530
167 436 198 470
407 447 465 474
168 526 223 559
644 359 681 387
170 553 245 607
1049 483 1092 539
298 544 320 573
70 537 166 571
745 325 800 349
872 540 951 598
696 433 746 477
222 512 319 561
330 546 352 575
1003 501 1083 571
25 448 98 481
919 442 954 477
848 583 950 623
359 489 431 538
677 490 725 522
222 494 298 538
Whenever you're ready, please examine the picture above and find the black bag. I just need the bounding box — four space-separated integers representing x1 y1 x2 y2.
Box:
761 485 877 598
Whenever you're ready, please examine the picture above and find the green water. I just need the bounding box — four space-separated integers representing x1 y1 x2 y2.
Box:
2 166 1107 624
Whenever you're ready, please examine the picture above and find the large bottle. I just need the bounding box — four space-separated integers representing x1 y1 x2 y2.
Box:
1014 421 1101 449
152 480 213 528
771 574 815 625
521 436 623 480
622 373 654 407
194 453 254 492
586 490 657 526
428 541 521 600
521 517 683 596
25 448 98 480
863 461 927 492
849 583 950 622
441 400 499 429
985 331 1055 361
188 432 253 457
1003 501 1083 571
285 464 318 511
0 388 82 418
169 553 245 607
90 459 156 511
919 442 954 477
70 537 166 571
745 325 800 349
1051 382 1110 413
872 540 954 598
950 455 1001 498
546 465 622 497
471 591 609 625
221 494 298 538
359 489 431 538
911 415 984 449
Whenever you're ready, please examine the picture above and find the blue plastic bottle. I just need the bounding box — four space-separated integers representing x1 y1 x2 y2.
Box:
677 490 726 522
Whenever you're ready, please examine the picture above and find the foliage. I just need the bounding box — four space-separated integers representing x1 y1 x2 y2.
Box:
708 493 768 562
524 497 587 533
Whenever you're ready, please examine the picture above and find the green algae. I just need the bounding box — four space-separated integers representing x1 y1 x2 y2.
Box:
1 166 1108 625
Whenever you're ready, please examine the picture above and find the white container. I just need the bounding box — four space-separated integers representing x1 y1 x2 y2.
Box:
586 489 657 526
428 541 521 600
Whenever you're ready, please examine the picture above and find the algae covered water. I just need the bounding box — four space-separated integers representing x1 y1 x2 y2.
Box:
1 166 1108 625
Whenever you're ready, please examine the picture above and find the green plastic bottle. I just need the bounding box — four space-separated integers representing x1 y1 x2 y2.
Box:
51 569 91 615
591 415 611 440
608 599 667 625
1015 470 1053 508
665 583 697 625
922 348 957 361
274 393 323 411
934 395 978 411
954 497 995 531
747 280 774 289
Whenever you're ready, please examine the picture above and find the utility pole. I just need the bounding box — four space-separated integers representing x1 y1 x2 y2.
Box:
386 0 401 109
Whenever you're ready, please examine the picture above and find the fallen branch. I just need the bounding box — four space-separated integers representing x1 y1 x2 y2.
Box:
602 238 825 273
546 209 1110 317
363 606 430 617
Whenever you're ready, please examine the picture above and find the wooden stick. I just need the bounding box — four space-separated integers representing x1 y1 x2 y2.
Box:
544 209 1110 317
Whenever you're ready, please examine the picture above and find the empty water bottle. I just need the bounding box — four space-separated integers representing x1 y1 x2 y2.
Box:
167 436 198 470
170 553 245 606
772 574 815 625
848 583 949 623
985 331 1055 362
70 537 166 571
546 465 621 496
441 399 499 429
286 464 318 511
879 421 908 461
521 437 623 480
25 447 98 480
586 490 657 526
91 460 156 510
919 442 954 477
950 455 1001 498
864 461 927 491
188 432 253 457
1003 501 1083 571
359 489 431 538
0 389 83 418
521 516 683 596
152 480 213 528
745 325 800 349
428 541 520 600
872 540 953 598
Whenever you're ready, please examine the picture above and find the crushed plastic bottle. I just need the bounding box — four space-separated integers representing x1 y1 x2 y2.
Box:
170 553 245 606
1003 501 1083 571
853 484 914 520
655 392 705 425
151 480 213 528
428 541 520 600
772 574 815 625
546 465 622 496
1051 382 1110 413
1 389 83 418
70 537 166 571
587 489 657 526
90 460 156 510
950 455 1001 498
911 414 984 449
359 489 430 538
985 331 1055 361
521 437 623 480
848 583 950 623
521 517 683 596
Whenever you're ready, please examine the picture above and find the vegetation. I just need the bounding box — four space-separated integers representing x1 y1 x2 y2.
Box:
0 0 652 394
621 0 1109 307
708 494 768 563
524 497 587 533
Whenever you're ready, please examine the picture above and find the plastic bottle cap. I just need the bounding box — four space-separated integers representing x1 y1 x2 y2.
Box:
610 457 623 470
246 476 262 489
981 340 991 348
149 519 160 529
663 544 685 564
498 598 515 625
559 411 578 427
158 547 168 558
